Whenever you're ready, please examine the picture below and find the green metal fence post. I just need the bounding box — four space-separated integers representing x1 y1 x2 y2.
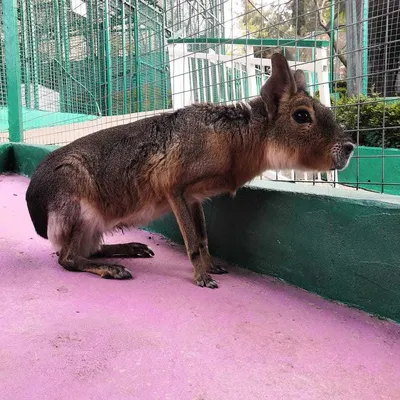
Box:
87 0 99 114
362 0 369 96
128 2 133 112
329 0 335 92
3 0 23 142
160 7 168 109
133 0 143 112
53 0 65 112
104 0 113 115
20 0 31 109
59 0 71 112
94 0 104 114
121 0 128 115
26 0 39 109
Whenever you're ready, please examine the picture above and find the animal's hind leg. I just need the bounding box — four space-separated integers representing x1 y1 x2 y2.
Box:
91 242 154 258
58 251 133 279
55 213 132 280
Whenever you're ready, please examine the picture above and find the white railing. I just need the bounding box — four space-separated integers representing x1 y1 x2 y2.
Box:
168 43 331 108
167 43 340 186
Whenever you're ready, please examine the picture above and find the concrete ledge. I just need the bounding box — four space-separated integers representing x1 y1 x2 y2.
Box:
2 143 400 322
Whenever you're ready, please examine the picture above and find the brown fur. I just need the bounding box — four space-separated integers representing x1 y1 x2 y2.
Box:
26 54 354 288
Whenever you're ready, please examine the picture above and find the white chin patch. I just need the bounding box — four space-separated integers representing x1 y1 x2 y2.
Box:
265 147 297 170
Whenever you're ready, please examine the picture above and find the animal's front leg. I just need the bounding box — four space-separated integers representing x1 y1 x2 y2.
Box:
190 202 228 275
168 195 218 288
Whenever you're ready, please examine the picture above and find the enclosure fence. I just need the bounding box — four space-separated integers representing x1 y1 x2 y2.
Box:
1 0 400 195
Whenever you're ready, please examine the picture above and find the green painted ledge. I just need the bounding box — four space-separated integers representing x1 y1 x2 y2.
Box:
2 143 400 322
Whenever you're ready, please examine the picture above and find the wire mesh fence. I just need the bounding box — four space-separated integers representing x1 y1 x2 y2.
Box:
1 1 9 141
1 0 400 194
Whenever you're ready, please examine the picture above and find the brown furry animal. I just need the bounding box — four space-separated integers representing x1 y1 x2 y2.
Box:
26 54 354 288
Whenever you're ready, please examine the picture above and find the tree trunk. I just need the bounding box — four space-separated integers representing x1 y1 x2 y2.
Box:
292 0 305 36
368 0 400 96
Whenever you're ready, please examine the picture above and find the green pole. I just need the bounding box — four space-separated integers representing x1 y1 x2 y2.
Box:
311 46 315 94
220 0 225 54
133 0 143 112
160 5 168 109
27 0 39 109
53 0 65 112
167 38 330 48
82 2 89 114
329 0 335 92
104 0 113 115
3 0 23 142
94 0 104 114
128 1 133 112
362 0 369 95
121 0 128 114
59 0 71 112
147 27 153 110
87 0 98 114
20 0 31 109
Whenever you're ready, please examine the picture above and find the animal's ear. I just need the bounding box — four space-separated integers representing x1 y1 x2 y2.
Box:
261 53 296 121
294 69 307 92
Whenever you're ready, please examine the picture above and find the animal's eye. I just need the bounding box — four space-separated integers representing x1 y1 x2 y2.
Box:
293 109 312 124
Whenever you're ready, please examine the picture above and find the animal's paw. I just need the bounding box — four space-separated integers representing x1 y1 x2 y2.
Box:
125 242 155 258
100 264 133 280
96 242 155 258
195 273 219 289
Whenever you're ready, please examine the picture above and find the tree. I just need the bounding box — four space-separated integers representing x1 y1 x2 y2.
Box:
240 0 295 39
367 0 400 96
291 0 305 36
240 0 347 67
311 0 347 67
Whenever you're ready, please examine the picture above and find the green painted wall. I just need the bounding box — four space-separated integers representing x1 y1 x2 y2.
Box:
11 143 59 177
0 143 12 172
2 143 400 322
338 146 400 195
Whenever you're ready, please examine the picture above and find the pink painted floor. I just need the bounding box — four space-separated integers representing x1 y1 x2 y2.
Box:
1 174 400 400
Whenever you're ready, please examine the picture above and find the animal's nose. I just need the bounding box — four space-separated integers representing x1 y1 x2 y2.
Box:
343 142 355 156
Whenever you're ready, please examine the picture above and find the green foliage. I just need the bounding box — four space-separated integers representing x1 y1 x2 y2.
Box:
240 0 295 39
333 95 400 149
